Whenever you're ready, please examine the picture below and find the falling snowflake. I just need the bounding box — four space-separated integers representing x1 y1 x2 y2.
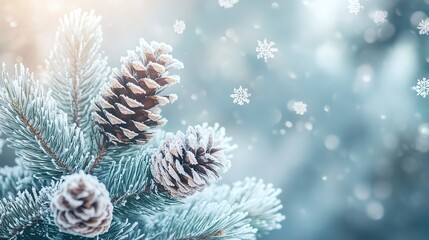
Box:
370 10 388 24
417 19 429 35
173 20 186 34
256 39 278 63
348 0 363 15
413 78 429 98
230 86 251 105
219 0 239 8
293 101 307 115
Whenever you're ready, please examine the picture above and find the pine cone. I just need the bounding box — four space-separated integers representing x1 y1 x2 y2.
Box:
150 123 234 198
50 172 113 237
94 38 183 144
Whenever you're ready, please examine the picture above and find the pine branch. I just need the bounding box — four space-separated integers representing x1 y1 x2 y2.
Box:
0 64 90 179
145 201 257 240
0 186 55 239
46 9 109 137
0 165 33 199
96 148 179 218
197 178 285 235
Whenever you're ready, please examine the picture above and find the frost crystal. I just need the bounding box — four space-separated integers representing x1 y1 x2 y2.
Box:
293 101 307 115
219 0 239 9
256 39 278 63
230 86 251 105
417 19 429 35
370 10 388 24
173 20 186 34
413 78 429 98
348 0 363 15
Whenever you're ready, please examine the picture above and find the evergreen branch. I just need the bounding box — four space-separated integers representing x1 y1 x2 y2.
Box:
88 141 109 173
0 64 89 179
197 177 285 235
46 9 109 136
145 201 257 240
0 165 33 199
0 186 55 239
43 218 145 240
97 148 179 217
14 102 71 173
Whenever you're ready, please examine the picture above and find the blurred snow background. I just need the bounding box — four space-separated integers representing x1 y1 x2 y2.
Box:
1 0 429 239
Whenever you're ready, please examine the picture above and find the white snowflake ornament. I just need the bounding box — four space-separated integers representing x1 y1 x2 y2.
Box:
293 101 307 115
231 86 251 105
219 0 239 9
348 0 363 15
256 39 278 63
413 78 429 98
173 20 186 34
370 10 388 25
417 19 429 35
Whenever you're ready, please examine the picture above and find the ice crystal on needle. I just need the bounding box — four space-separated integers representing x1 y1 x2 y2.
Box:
256 39 278 63
231 86 251 105
413 78 429 98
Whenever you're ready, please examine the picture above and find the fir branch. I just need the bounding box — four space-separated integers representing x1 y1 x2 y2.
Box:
145 201 257 240
46 9 109 136
0 165 33 199
14 102 71 173
197 177 285 235
0 64 89 179
97 148 179 217
0 186 55 239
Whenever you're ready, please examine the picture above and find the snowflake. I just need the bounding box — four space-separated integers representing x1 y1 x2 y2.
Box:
256 39 278 63
230 86 251 105
413 78 429 98
173 20 186 34
370 10 388 25
219 0 239 8
293 101 307 115
348 0 363 15
417 19 429 35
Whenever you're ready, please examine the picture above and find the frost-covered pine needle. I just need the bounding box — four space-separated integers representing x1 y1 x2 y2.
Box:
417 19 429 35
173 20 186 34
230 86 251 105
293 101 307 115
348 0 363 15
256 39 278 63
413 78 429 98
219 0 239 9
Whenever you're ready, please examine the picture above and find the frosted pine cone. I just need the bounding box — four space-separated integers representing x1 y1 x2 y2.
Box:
50 172 113 237
94 38 183 144
151 123 234 198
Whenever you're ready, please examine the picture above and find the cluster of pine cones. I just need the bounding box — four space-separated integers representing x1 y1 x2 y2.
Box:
50 39 234 237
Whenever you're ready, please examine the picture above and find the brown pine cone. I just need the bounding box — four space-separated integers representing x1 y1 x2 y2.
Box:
50 172 113 237
150 123 235 198
94 38 183 144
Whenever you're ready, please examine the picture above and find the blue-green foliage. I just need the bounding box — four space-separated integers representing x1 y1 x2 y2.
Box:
0 165 33 199
145 201 257 240
98 148 179 217
0 65 89 180
0 9 284 240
